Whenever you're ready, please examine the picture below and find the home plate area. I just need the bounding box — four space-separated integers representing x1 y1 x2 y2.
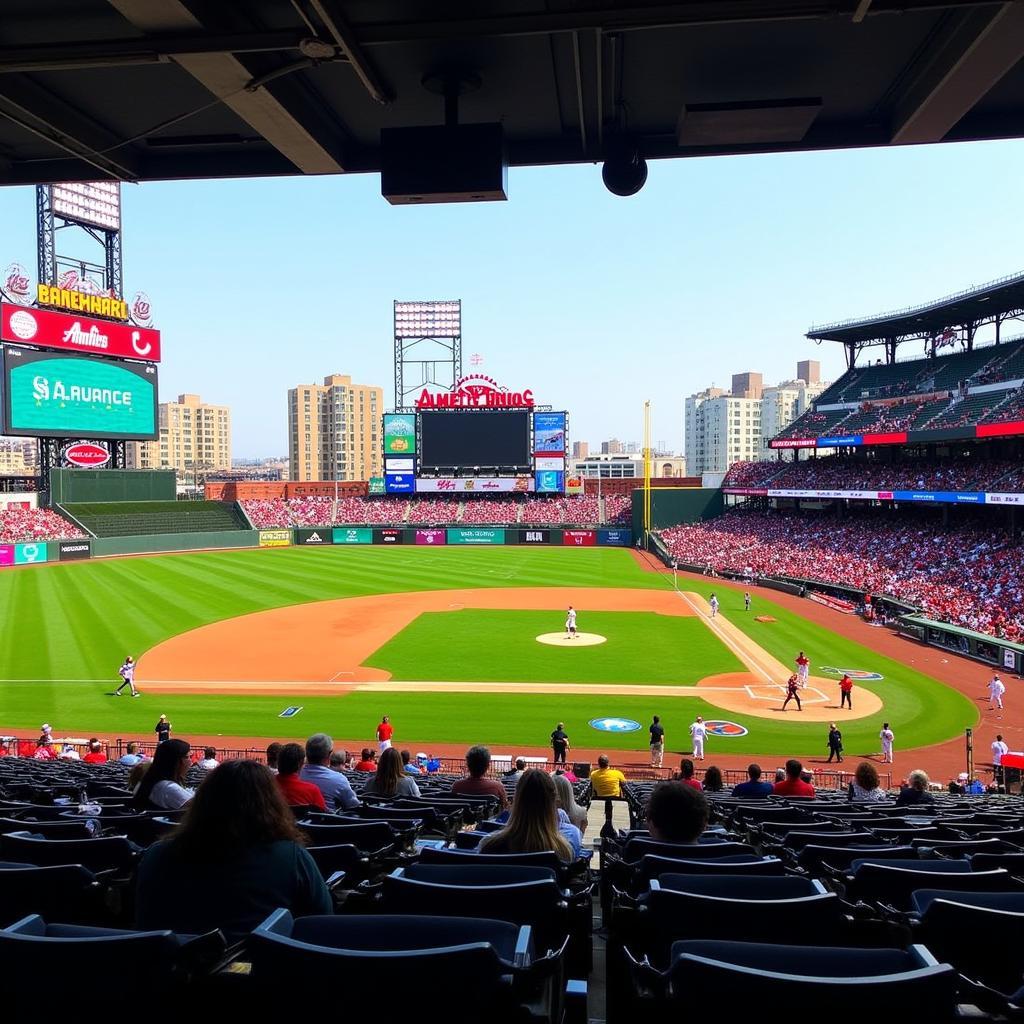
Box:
746 682 830 704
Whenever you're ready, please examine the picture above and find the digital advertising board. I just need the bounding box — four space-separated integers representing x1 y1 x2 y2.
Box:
415 477 533 493
533 412 566 454
385 472 415 494
2 346 158 440
535 470 565 493
2 303 161 361
383 413 417 455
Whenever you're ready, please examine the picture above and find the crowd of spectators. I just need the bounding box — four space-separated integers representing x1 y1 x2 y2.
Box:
0 507 85 543
660 506 1024 641
240 495 621 528
723 456 1024 494
240 498 334 528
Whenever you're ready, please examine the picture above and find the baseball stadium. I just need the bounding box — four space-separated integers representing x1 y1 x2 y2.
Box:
2 0 1024 1017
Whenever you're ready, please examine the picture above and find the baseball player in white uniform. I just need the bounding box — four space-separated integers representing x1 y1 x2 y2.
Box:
880 722 894 763
988 674 1006 713
708 594 719 618
992 734 1009 783
795 651 810 688
689 716 707 760
565 606 577 639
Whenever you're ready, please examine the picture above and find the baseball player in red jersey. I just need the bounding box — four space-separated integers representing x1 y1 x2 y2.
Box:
795 651 810 689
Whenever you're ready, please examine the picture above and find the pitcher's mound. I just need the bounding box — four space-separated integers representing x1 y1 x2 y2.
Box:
536 632 607 647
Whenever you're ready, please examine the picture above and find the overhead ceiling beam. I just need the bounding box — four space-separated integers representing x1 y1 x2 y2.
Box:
0 75 140 180
307 0 393 104
106 0 347 173
0 31 319 73
891 2 1024 144
351 0 1002 44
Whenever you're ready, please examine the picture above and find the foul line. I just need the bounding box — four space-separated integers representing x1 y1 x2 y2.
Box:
676 592 776 685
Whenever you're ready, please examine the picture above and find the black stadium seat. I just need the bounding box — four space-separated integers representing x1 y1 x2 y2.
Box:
247 911 569 1021
0 863 101 925
653 941 957 1016
0 832 139 874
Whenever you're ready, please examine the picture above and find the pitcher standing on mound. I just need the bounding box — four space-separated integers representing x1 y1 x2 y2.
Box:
565 605 577 639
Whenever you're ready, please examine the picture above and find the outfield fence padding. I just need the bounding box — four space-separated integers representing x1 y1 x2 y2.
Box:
91 530 261 557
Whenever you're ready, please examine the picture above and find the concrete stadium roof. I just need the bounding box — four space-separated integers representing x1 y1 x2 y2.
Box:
807 269 1024 344
0 0 1023 187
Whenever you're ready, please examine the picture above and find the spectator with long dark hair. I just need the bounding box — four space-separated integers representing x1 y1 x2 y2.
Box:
478 770 575 860
135 759 331 941
361 746 421 798
131 738 193 810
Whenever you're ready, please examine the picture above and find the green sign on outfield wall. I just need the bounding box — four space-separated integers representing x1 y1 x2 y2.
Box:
14 542 48 564
447 529 506 545
333 527 373 545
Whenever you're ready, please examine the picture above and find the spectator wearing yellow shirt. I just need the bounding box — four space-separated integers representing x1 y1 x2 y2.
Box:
590 755 626 797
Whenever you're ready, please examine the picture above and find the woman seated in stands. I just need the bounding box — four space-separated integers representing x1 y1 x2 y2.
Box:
479 769 580 860
702 766 724 793
360 746 421 799
135 759 331 941
552 772 588 836
645 781 708 844
131 738 194 810
895 768 935 807
848 761 888 802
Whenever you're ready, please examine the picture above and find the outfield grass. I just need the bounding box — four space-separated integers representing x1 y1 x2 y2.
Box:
363 610 744 683
0 546 978 755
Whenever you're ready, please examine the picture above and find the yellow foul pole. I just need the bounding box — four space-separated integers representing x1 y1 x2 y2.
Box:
643 400 651 546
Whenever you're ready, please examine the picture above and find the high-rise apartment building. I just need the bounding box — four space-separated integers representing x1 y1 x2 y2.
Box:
288 374 383 482
572 440 589 460
684 365 830 474
126 393 231 474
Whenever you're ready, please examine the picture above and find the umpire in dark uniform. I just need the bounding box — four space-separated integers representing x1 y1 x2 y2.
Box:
826 723 844 763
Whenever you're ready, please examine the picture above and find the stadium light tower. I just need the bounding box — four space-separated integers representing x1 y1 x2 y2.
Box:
393 300 462 410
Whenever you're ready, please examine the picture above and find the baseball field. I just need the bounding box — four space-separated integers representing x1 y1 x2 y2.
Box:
0 545 979 758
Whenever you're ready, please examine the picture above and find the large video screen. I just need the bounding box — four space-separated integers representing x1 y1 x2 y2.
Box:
2 346 158 440
420 410 531 468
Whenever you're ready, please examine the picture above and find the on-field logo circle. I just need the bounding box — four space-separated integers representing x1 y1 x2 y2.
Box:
588 717 642 733
704 720 748 737
820 667 884 681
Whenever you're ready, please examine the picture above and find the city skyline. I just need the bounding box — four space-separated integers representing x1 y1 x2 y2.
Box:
0 138 1022 458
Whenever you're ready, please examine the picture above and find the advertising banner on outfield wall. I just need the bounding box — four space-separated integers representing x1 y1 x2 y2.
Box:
333 528 372 544
447 528 506 545
598 529 632 546
415 529 446 545
383 413 417 455
519 529 552 544
258 530 291 548
14 542 48 564
415 478 534 493
295 529 332 545
57 540 91 560
374 529 404 544
986 493 1024 506
0 545 12 567
563 530 596 546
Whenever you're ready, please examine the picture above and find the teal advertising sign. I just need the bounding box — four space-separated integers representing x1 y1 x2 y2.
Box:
447 528 506 545
332 527 373 545
3 346 158 440
14 542 48 565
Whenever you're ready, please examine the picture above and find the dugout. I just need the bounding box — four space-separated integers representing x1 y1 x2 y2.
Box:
898 615 1024 675
48 469 176 505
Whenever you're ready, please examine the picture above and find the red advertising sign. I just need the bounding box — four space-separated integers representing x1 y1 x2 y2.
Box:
0 303 161 362
563 530 596 546
415 529 447 545
978 420 1024 439
63 442 110 468
415 373 533 409
770 437 816 449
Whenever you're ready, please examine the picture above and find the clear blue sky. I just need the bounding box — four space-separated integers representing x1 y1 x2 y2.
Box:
1 138 1022 458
